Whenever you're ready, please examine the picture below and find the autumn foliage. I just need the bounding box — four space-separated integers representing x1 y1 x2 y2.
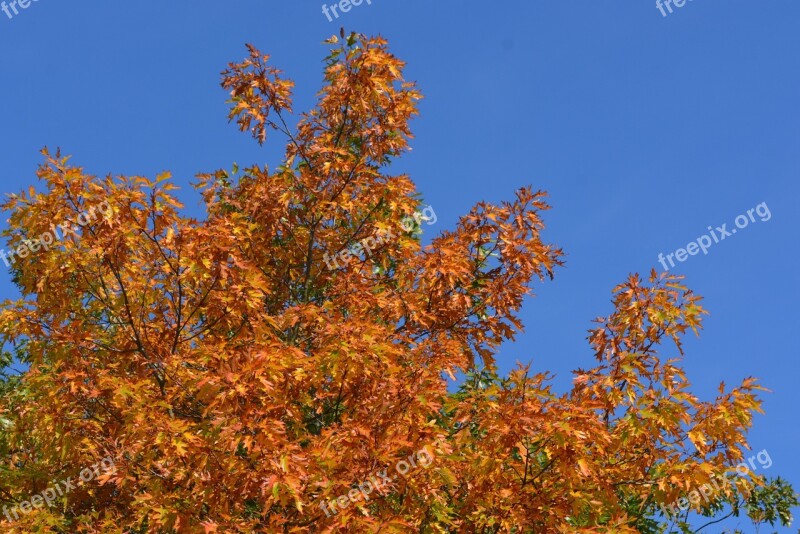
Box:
0 31 793 533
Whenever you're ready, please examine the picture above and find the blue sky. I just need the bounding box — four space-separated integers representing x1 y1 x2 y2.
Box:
1 1 798 530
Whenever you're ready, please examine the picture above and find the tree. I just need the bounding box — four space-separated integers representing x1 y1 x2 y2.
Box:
0 30 795 533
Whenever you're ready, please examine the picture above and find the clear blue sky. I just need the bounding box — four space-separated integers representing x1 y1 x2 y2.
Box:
1 1 798 530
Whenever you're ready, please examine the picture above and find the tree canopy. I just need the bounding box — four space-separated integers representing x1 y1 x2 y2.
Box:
0 31 795 533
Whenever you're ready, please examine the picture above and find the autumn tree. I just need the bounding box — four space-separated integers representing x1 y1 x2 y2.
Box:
0 31 795 533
